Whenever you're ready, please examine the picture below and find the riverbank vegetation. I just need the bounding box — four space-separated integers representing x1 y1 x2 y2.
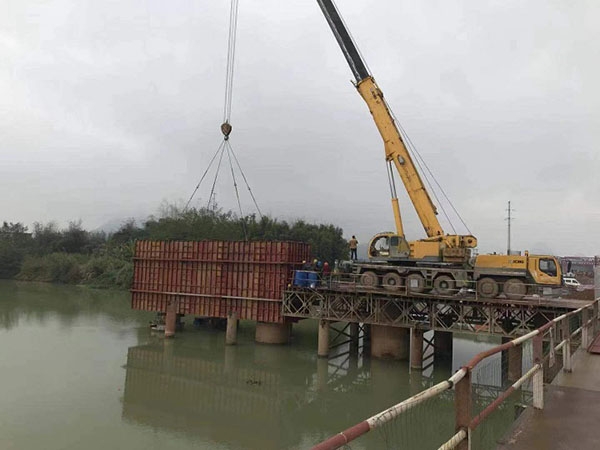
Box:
0 206 347 289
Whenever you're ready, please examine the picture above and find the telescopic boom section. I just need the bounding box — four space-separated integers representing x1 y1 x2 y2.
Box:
316 0 444 239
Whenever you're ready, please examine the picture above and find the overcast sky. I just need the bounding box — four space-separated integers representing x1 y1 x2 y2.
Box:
1 0 598 256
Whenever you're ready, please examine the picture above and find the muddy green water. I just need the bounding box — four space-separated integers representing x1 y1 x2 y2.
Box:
0 280 512 450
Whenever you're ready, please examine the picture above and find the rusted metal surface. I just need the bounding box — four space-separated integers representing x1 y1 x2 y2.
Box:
311 421 371 450
310 300 599 450
311 370 465 450
469 364 540 429
587 333 600 354
131 240 310 323
438 430 467 450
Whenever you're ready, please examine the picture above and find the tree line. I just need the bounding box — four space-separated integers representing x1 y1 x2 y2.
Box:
0 206 348 289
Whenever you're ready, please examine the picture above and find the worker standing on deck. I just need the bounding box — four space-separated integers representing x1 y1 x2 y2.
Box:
349 236 358 261
322 261 331 277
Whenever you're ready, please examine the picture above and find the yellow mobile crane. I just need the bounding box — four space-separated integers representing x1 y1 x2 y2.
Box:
316 0 562 299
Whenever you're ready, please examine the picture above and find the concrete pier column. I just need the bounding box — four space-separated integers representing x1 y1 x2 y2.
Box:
411 328 424 370
318 320 330 358
349 322 359 354
370 325 409 360
165 300 178 338
507 344 523 382
225 311 238 345
255 321 291 344
434 331 453 360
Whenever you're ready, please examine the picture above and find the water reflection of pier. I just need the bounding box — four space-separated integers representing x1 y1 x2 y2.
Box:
123 344 308 448
122 339 526 449
122 341 368 448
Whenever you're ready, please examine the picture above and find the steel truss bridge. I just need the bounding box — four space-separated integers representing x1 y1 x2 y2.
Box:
282 287 588 337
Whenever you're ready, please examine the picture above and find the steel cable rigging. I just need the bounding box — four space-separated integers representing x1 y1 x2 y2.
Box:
184 0 262 240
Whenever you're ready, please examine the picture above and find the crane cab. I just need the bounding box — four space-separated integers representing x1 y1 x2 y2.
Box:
368 232 410 260
368 232 474 264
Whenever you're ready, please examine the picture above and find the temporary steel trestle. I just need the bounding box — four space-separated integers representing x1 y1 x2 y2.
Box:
282 288 586 337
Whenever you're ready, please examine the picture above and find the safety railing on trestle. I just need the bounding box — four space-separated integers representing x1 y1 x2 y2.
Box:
311 299 600 450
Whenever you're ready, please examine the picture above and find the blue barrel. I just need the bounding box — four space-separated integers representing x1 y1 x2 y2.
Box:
293 270 308 287
307 271 319 289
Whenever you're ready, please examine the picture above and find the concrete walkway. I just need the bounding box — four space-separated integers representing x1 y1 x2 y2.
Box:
498 349 600 450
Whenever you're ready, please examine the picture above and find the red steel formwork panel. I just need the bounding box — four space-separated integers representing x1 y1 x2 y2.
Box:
131 240 311 323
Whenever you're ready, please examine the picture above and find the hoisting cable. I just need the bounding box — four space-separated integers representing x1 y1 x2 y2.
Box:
229 146 263 218
405 129 472 234
184 140 226 211
378 95 457 233
396 114 472 235
221 0 240 139
207 144 227 211
386 97 469 235
185 0 262 222
327 0 466 236
407 135 458 235
386 161 398 199
225 140 248 239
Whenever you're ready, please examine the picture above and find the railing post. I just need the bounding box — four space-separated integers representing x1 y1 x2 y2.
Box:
562 317 572 372
455 369 471 450
582 307 591 349
593 301 599 337
533 334 544 409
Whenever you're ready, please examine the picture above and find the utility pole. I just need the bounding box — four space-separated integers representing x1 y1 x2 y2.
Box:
505 201 515 255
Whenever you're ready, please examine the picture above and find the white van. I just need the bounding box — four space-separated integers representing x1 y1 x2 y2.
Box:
563 277 581 288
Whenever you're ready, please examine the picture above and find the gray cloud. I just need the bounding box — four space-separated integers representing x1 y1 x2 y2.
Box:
1 0 598 256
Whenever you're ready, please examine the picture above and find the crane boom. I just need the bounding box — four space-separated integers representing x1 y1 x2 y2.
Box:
316 0 443 239
312 1 563 297
316 0 477 256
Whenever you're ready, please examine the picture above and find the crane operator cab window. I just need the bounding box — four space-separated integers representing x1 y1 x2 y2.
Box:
539 258 557 277
371 236 390 257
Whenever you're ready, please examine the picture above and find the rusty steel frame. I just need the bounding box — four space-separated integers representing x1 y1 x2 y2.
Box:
311 299 600 450
283 289 574 337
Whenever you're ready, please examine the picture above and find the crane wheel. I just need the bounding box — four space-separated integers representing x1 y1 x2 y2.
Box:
503 278 527 300
360 271 379 288
382 272 402 291
406 273 426 294
477 277 499 298
434 275 455 296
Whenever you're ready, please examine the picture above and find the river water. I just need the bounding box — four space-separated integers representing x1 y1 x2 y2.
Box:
0 280 511 450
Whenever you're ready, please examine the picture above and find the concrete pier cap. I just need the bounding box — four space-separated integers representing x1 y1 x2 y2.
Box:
255 321 291 344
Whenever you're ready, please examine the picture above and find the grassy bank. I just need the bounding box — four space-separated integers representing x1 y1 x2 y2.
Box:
16 253 133 289
2 205 348 290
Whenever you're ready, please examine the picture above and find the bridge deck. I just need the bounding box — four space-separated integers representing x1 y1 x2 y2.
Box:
498 349 600 450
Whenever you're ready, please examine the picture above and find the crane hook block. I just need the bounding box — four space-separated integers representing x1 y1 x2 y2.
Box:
221 122 232 140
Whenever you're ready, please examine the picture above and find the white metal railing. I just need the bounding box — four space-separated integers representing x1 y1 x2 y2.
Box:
312 298 600 450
